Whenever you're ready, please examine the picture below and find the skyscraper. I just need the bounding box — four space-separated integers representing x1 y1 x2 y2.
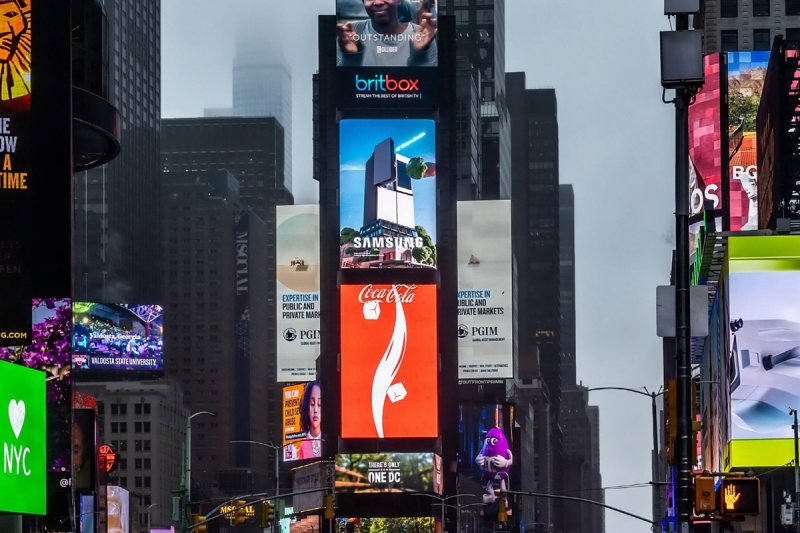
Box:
439 0 509 200
507 76 563 531
74 0 161 303
696 0 800 52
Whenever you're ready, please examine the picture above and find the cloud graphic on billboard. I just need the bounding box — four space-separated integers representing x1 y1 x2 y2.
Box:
370 286 407 438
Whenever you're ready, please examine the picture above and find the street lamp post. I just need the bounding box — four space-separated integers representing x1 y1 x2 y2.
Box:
586 386 663 527
146 503 159 532
412 493 477 533
229 440 282 533
183 411 215 531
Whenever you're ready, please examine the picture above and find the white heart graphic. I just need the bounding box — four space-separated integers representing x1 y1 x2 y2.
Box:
8 399 25 439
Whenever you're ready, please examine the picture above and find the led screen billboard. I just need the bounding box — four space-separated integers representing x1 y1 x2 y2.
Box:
277 205 320 382
0 359 45 514
727 236 800 465
72 408 96 492
336 0 438 67
107 485 130 533
727 52 770 231
0 0 33 345
458 403 514 504
0 298 72 510
335 452 438 493
340 284 438 438
457 201 512 379
282 382 323 461
340 119 436 269
72 303 164 372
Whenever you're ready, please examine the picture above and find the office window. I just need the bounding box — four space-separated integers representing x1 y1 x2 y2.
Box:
754 29 770 51
721 30 738 52
788 0 800 16
787 28 800 41
753 0 769 16
721 0 737 17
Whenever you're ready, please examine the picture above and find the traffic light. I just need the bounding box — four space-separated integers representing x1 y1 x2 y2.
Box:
665 378 677 463
323 493 335 519
693 475 716 514
261 500 275 528
719 477 760 516
233 499 248 526
497 497 508 523
194 514 208 533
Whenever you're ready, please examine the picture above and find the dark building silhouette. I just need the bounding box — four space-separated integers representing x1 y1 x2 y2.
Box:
439 0 509 200
507 75 563 532
74 0 161 303
161 117 292 498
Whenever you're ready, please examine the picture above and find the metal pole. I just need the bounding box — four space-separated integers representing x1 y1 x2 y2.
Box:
792 408 800 532
441 498 445 533
652 392 660 527
674 61 693 533
186 416 192 508
274 447 280 533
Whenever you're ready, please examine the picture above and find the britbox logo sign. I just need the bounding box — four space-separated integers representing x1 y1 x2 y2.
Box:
355 74 420 92
0 360 46 515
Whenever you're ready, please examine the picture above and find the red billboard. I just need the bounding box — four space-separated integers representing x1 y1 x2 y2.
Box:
340 283 438 438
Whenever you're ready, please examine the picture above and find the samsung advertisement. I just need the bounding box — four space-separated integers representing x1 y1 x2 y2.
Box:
727 236 800 466
276 205 320 382
340 283 438 439
457 201 513 379
72 303 164 372
340 119 437 270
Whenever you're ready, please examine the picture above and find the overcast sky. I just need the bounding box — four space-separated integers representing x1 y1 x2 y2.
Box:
162 1 676 531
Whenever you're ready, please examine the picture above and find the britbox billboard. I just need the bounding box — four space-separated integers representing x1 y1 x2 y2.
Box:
339 119 436 269
340 284 438 438
0 0 33 345
276 205 320 382
727 52 769 231
457 201 512 379
72 303 164 372
726 235 800 466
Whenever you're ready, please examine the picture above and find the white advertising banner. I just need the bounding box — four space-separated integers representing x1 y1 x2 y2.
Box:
457 201 513 379
276 205 320 382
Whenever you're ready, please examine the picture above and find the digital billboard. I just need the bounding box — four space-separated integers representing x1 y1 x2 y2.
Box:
336 0 438 68
107 485 130 533
458 403 514 504
0 298 72 510
0 359 45 515
335 452 438 493
277 205 320 382
457 201 512 379
340 284 438 438
727 52 770 231
0 0 33 345
72 303 164 372
282 381 322 461
72 408 96 492
727 236 800 466
340 119 436 269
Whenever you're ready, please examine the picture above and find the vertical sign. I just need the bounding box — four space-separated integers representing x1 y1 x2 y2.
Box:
282 382 322 461
276 205 320 382
0 0 32 345
457 201 513 379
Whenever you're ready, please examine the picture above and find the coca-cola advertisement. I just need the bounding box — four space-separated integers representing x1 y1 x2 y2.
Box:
340 283 438 438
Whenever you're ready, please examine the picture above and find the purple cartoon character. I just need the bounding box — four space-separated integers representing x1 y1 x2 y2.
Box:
475 426 513 503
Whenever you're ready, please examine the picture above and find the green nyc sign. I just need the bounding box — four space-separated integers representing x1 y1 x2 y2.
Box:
0 359 46 515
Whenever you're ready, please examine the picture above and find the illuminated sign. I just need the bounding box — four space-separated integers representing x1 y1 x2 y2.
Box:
276 205 320 382
98 443 116 473
727 52 770 231
335 453 437 493
335 0 438 68
457 201 513 378
719 477 760 515
0 0 33 345
0 359 46 515
339 119 437 270
221 503 256 522
282 382 322 461
340 284 438 438
72 303 164 372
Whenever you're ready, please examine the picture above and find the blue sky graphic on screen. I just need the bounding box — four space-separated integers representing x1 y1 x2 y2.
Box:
72 303 164 372
339 118 436 269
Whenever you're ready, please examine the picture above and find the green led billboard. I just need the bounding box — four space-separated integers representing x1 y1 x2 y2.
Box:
0 359 46 514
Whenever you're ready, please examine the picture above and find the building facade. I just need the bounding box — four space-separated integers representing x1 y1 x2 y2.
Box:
697 0 800 52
